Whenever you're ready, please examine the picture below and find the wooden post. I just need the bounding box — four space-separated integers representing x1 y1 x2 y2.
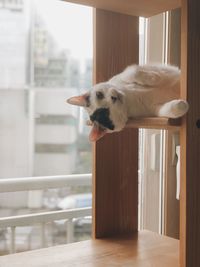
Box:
180 0 200 266
93 9 139 238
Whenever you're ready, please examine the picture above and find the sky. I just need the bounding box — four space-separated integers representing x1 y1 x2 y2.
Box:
34 0 93 61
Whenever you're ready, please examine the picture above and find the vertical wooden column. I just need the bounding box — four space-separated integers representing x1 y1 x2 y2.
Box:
93 9 139 238
164 9 181 239
180 0 200 266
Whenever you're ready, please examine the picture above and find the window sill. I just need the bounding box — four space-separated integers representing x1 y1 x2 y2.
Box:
0 230 179 267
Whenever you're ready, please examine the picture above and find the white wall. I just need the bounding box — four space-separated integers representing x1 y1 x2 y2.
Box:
0 88 80 207
0 89 30 178
0 89 30 207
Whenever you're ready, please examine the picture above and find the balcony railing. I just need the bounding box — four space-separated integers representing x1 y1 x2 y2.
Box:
0 174 92 254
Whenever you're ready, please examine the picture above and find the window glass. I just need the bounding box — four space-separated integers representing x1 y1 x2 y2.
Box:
0 0 93 254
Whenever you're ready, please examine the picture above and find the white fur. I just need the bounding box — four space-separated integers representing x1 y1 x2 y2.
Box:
68 64 189 135
84 64 188 132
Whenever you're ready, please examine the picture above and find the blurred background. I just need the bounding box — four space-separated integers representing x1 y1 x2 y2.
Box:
0 0 93 254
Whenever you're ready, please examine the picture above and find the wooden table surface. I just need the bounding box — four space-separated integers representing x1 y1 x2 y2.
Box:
0 231 179 267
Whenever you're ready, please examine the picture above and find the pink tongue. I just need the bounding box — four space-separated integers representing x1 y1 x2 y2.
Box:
89 124 107 142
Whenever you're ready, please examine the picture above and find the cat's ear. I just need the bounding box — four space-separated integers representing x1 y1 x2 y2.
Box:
89 124 107 142
66 92 89 107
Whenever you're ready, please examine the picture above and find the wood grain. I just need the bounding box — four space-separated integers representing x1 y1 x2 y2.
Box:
93 9 139 238
126 117 181 131
64 0 180 18
180 0 200 266
0 231 179 267
164 8 181 240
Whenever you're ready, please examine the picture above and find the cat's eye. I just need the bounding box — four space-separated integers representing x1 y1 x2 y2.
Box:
96 91 104 100
111 96 117 103
85 94 91 107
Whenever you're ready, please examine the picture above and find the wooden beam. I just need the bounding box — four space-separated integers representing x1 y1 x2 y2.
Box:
164 8 181 240
126 117 181 131
64 0 180 18
93 9 139 238
180 0 200 266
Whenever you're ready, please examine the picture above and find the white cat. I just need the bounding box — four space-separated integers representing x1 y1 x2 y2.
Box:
67 64 189 141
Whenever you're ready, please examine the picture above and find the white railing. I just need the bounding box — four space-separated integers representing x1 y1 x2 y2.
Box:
0 174 92 254
0 174 91 193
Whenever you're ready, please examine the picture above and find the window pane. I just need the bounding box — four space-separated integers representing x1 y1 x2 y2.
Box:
0 0 93 254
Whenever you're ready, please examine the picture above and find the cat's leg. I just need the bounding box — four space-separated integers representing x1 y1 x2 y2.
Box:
157 99 189 118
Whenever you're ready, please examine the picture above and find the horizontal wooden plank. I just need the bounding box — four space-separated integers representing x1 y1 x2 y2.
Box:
126 117 181 130
64 0 181 17
87 117 181 132
0 231 179 266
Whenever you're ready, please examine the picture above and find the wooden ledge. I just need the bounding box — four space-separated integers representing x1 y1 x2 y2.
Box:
64 0 180 17
0 231 179 267
126 117 181 130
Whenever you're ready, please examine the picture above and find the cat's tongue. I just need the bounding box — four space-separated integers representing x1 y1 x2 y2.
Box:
89 123 107 142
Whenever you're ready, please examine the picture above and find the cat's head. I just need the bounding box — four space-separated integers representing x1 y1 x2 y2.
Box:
66 82 128 141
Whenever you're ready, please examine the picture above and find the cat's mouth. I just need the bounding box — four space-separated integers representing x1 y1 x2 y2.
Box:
86 120 108 142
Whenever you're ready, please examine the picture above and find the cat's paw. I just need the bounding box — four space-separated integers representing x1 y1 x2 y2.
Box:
170 100 189 118
158 99 189 118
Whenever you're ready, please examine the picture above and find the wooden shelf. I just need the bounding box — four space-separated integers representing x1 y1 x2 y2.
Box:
0 231 179 267
64 0 180 17
126 117 181 130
